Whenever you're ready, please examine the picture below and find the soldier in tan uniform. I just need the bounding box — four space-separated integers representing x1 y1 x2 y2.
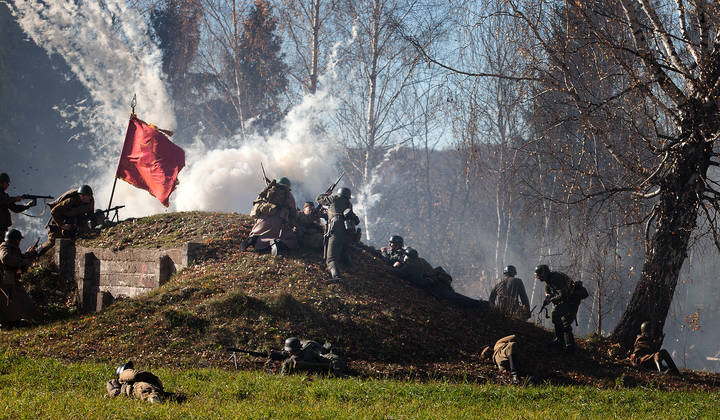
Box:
481 334 521 384
630 321 680 375
0 229 39 327
106 361 165 403
296 202 324 251
37 185 94 256
242 177 297 256
0 173 37 242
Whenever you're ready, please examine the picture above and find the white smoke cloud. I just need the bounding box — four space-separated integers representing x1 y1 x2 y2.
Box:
175 88 340 213
6 0 175 217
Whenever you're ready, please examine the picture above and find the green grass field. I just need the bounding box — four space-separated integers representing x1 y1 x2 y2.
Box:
0 352 717 420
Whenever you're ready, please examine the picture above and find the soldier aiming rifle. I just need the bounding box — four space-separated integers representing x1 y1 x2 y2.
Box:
226 337 344 375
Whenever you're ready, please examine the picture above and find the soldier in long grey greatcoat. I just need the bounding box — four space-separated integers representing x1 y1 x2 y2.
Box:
489 265 531 320
316 187 359 282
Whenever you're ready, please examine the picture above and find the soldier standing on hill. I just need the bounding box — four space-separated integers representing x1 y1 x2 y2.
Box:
36 185 95 256
316 187 359 283
630 321 681 376
481 334 522 385
242 177 298 256
489 265 531 320
380 235 405 265
0 229 40 327
0 173 37 242
535 264 584 353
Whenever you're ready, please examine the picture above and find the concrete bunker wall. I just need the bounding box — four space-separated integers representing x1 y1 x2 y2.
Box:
55 240 203 312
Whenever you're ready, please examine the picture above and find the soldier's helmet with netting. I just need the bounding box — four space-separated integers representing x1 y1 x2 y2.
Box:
0 173 9 184
389 235 404 245
116 361 134 377
278 177 291 188
503 265 517 277
77 184 93 196
534 264 550 278
284 337 301 353
640 321 651 335
5 229 22 243
339 187 351 199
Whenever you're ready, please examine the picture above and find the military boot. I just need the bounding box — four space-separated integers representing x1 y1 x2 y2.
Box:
563 332 576 354
270 240 280 257
326 264 343 284
660 351 681 376
549 325 563 347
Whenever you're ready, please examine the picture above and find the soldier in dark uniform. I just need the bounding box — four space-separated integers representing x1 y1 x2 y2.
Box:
106 361 165 403
0 229 40 327
380 235 405 266
0 173 37 242
535 264 579 353
37 185 95 256
481 334 521 384
316 187 359 283
274 337 344 375
630 321 680 375
395 248 488 310
489 265 531 320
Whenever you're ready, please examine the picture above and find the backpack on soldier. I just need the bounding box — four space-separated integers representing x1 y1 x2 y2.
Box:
568 280 589 302
261 180 289 206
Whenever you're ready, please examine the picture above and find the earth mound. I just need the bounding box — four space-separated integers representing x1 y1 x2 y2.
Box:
2 211 718 390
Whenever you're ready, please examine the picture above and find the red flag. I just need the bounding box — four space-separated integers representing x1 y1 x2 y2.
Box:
116 116 185 207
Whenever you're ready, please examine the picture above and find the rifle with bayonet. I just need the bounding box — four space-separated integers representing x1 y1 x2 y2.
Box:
21 194 54 200
260 163 271 186
324 172 345 195
225 347 287 369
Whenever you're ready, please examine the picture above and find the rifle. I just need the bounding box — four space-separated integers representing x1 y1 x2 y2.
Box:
325 172 345 195
225 347 286 369
260 163 271 186
539 298 551 319
21 194 54 200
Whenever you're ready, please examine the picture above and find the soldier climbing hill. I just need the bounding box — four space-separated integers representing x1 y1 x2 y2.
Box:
242 177 298 256
489 265 531 320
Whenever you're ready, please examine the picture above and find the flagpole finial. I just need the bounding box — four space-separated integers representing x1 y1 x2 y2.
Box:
130 93 137 117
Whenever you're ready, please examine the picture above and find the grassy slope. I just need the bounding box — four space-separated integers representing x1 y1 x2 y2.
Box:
1 212 719 391
1 354 718 419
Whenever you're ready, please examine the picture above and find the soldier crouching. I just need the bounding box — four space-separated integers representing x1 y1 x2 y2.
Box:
106 361 165 403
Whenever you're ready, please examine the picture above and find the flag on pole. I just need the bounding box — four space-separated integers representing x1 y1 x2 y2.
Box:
115 116 185 207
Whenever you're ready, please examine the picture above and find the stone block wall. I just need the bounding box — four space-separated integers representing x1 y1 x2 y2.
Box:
55 240 204 312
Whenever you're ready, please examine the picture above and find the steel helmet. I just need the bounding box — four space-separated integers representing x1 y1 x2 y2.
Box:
339 187 351 199
534 264 550 278
389 235 404 245
5 229 22 243
116 361 134 376
503 265 517 277
278 177 291 188
284 337 301 352
0 173 9 183
77 184 93 196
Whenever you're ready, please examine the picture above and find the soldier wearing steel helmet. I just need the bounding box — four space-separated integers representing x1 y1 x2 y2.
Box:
0 229 40 327
316 186 359 283
37 185 95 256
630 321 681 375
0 172 37 242
481 334 521 385
535 264 579 353
380 235 405 266
106 361 166 403
277 337 345 375
243 177 298 256
489 265 531 320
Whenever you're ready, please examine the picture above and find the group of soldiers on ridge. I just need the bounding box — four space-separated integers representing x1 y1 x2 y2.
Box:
1 170 683 397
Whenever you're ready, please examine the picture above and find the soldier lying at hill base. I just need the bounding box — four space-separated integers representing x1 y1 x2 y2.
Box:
481 334 521 385
106 361 165 403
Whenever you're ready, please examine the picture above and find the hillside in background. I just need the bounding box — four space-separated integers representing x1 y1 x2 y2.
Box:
1 212 718 390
